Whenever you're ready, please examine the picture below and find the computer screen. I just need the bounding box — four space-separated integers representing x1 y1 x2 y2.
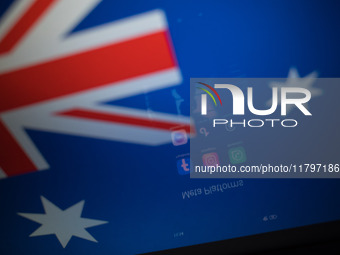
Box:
0 0 339 254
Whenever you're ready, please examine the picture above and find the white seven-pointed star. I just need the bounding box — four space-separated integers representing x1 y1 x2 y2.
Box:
266 68 323 114
18 196 108 248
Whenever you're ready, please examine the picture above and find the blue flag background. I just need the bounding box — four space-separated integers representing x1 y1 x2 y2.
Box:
1 0 340 254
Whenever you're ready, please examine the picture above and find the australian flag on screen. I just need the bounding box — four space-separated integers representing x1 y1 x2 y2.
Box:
1 0 340 254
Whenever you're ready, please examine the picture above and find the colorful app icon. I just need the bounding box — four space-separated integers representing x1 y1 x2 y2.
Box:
202 152 219 166
228 146 247 164
177 157 190 175
171 129 188 146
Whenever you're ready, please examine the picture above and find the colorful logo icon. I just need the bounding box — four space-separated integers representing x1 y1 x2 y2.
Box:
228 146 247 164
177 157 190 175
197 82 223 115
171 129 188 146
202 152 220 166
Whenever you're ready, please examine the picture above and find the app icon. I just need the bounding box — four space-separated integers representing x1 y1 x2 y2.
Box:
177 157 190 175
228 146 247 164
171 129 188 146
199 127 209 137
202 152 219 166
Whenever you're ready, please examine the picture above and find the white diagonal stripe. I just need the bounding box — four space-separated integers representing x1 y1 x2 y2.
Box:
0 167 7 179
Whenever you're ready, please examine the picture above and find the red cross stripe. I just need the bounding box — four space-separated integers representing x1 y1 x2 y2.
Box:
0 0 190 178
0 31 176 112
